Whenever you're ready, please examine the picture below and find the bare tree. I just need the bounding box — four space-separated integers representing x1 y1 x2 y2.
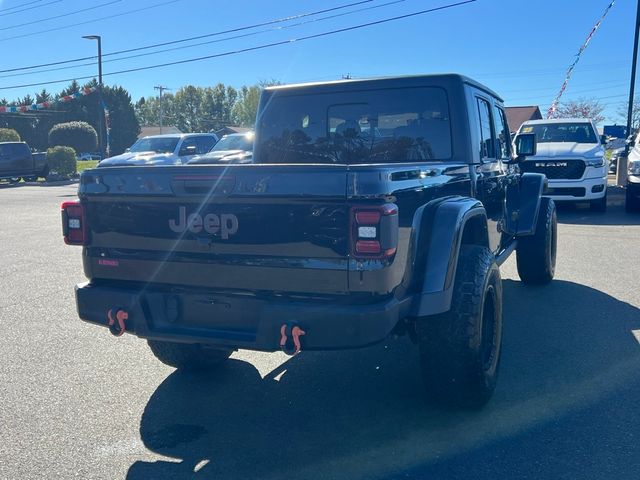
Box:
617 97 640 131
554 97 605 124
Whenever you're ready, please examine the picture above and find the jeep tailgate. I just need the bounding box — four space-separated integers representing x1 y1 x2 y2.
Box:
79 165 350 294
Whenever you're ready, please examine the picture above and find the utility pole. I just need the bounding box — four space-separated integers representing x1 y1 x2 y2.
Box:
154 85 170 134
619 0 640 186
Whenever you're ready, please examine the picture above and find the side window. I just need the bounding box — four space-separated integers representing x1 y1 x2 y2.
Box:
180 137 197 155
476 97 495 159
493 106 511 159
196 136 216 154
0 144 10 157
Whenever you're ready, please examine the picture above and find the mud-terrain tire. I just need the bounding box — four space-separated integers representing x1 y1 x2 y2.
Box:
147 340 232 371
590 192 607 213
516 197 557 285
626 188 640 213
416 245 503 408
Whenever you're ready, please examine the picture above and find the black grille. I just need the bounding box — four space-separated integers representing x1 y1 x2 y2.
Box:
545 187 586 197
520 159 586 179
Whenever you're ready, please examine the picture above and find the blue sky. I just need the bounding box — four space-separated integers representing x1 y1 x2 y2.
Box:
0 0 636 124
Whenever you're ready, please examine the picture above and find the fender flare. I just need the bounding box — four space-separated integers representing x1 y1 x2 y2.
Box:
505 172 546 236
409 196 489 318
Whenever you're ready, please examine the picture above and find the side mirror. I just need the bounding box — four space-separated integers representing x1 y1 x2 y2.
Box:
125 148 131 152
513 133 536 161
600 135 608 145
180 145 197 156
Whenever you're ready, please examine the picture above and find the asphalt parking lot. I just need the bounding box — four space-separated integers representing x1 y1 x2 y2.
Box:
1 182 639 480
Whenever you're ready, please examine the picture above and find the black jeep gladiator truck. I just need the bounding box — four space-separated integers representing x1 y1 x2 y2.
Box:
0 141 48 182
63 74 556 407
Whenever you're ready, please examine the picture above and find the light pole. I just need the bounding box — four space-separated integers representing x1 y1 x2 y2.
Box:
618 0 640 186
82 35 104 158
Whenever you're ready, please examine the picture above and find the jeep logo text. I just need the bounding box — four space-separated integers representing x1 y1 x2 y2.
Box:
169 206 239 239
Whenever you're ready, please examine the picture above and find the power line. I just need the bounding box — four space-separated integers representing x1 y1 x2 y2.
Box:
0 0 121 32
0 0 181 43
98 0 376 59
0 0 375 74
0 0 406 79
0 0 477 91
0 0 44 13
0 0 61 17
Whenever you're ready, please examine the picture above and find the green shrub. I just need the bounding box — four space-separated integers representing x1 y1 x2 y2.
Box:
47 146 77 178
48 121 97 153
0 128 20 142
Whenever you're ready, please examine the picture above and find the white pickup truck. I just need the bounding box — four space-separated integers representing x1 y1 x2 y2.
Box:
98 133 218 167
517 118 608 212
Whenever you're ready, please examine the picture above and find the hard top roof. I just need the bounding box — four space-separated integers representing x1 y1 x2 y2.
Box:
264 73 503 102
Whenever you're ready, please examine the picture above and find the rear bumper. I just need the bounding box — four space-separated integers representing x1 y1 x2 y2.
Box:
75 282 410 351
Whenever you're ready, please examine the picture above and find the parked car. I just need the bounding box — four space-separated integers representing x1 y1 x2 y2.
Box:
98 133 218 167
517 118 608 212
0 142 48 182
188 131 254 164
608 147 624 174
63 74 555 408
78 152 102 161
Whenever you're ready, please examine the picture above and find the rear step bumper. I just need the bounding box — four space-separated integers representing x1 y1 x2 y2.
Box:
75 282 411 351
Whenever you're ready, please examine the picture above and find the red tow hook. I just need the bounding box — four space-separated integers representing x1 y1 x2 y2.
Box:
107 308 129 337
279 324 306 356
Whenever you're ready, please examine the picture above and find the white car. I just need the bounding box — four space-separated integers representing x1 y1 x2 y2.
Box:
98 133 218 167
517 118 608 212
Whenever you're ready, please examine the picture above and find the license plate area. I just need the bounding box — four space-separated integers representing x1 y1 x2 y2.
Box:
145 292 262 334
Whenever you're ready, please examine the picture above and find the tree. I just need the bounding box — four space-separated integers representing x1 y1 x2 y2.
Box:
0 128 20 142
232 81 281 127
173 85 205 132
554 97 605 124
103 85 140 155
617 97 640 132
232 85 261 127
49 121 97 153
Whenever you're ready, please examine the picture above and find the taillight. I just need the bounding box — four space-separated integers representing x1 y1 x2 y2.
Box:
61 201 87 246
351 203 398 259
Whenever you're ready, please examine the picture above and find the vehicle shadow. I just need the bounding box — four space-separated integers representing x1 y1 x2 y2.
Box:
126 280 640 480
0 179 78 189
556 201 640 226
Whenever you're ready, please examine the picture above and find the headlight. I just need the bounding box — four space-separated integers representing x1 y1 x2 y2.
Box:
628 161 640 175
585 158 605 168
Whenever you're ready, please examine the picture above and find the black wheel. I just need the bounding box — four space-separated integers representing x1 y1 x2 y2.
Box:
626 188 640 213
25 175 38 182
516 197 557 285
590 192 607 213
147 340 233 371
416 245 503 408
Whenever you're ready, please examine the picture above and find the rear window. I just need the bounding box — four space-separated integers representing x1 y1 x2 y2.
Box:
256 87 451 164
